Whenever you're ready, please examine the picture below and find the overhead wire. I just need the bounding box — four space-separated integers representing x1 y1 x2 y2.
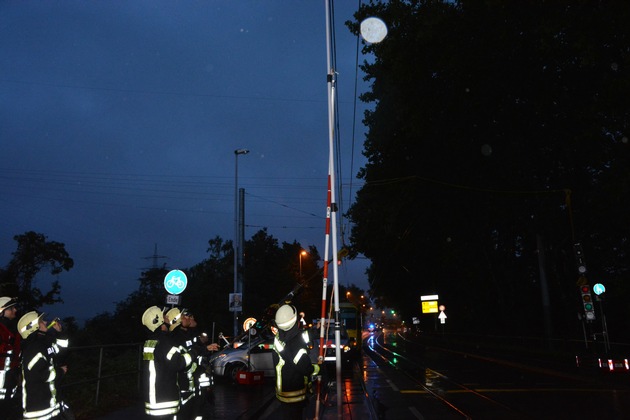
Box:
0 78 328 105
328 0 345 249
347 0 363 240
0 167 332 224
2 4 370 250
330 0 366 251
329 0 353 251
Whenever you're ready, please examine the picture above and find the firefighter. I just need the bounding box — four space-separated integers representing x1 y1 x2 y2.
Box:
165 307 197 419
17 311 69 420
0 297 21 418
166 307 218 420
272 304 319 420
142 305 196 419
183 311 218 413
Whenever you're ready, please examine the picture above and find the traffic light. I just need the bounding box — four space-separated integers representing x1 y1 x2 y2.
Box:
574 243 587 275
579 284 596 321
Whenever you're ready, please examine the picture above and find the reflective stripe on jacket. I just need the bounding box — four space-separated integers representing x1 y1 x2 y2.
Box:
273 329 315 403
1 318 21 401
21 333 62 420
142 331 194 416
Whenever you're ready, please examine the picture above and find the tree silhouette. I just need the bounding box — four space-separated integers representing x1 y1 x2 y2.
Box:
346 0 630 338
0 231 73 311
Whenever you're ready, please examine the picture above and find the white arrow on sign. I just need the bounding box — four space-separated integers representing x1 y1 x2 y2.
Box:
438 311 447 324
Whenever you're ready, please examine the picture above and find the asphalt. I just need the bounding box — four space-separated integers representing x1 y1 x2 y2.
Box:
243 355 378 419
96 352 378 419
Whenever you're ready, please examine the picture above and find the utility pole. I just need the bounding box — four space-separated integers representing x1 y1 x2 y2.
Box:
233 148 249 338
143 243 168 269
238 187 245 307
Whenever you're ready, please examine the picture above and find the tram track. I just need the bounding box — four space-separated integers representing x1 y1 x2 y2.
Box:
364 331 531 419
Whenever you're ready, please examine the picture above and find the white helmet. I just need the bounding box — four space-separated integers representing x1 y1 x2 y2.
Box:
142 306 164 332
165 307 183 331
18 311 44 339
0 296 17 314
275 304 297 331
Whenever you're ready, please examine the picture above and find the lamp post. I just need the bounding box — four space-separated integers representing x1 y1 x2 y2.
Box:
233 148 249 338
299 250 308 278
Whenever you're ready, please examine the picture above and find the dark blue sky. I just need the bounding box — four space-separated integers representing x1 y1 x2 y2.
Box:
0 1 374 323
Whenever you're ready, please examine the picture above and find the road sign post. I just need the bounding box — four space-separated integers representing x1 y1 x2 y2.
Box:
166 294 180 306
164 270 188 295
438 310 447 334
593 283 610 353
421 294 439 313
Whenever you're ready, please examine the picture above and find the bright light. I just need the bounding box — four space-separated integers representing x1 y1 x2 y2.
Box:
243 317 256 332
360 17 387 44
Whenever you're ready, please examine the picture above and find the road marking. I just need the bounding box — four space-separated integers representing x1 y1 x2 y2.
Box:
386 379 399 392
399 388 629 394
408 406 425 419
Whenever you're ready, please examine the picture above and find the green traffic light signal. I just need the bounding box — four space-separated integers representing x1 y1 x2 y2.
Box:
579 283 596 319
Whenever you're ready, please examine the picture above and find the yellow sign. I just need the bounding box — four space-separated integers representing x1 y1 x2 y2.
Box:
337 248 349 260
422 301 438 314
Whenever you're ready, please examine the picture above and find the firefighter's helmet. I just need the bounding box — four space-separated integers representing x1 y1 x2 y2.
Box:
18 311 44 339
142 306 164 332
165 307 183 331
275 304 297 331
0 296 17 314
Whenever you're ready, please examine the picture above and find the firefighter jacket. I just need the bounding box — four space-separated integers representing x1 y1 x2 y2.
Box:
0 317 21 402
20 330 69 420
170 326 199 405
272 324 317 404
185 329 213 393
142 329 196 417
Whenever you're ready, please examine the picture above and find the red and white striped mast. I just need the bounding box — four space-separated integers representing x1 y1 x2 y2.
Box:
316 1 343 418
315 4 387 418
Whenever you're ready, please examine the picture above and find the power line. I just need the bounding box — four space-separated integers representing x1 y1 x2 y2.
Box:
142 243 169 270
0 78 328 105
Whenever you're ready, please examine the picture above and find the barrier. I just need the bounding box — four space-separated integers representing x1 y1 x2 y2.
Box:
60 343 142 406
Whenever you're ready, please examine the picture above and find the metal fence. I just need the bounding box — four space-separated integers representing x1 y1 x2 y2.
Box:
60 342 142 406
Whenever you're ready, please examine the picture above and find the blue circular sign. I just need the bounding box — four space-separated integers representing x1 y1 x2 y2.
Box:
164 269 188 295
593 283 605 296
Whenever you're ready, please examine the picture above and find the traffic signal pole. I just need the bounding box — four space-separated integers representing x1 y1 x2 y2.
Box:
596 295 611 354
536 234 553 346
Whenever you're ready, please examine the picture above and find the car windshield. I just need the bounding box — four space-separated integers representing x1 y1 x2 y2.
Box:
233 328 274 349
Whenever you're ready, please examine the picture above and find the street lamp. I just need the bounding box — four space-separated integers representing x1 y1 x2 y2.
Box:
299 250 308 278
233 148 249 337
